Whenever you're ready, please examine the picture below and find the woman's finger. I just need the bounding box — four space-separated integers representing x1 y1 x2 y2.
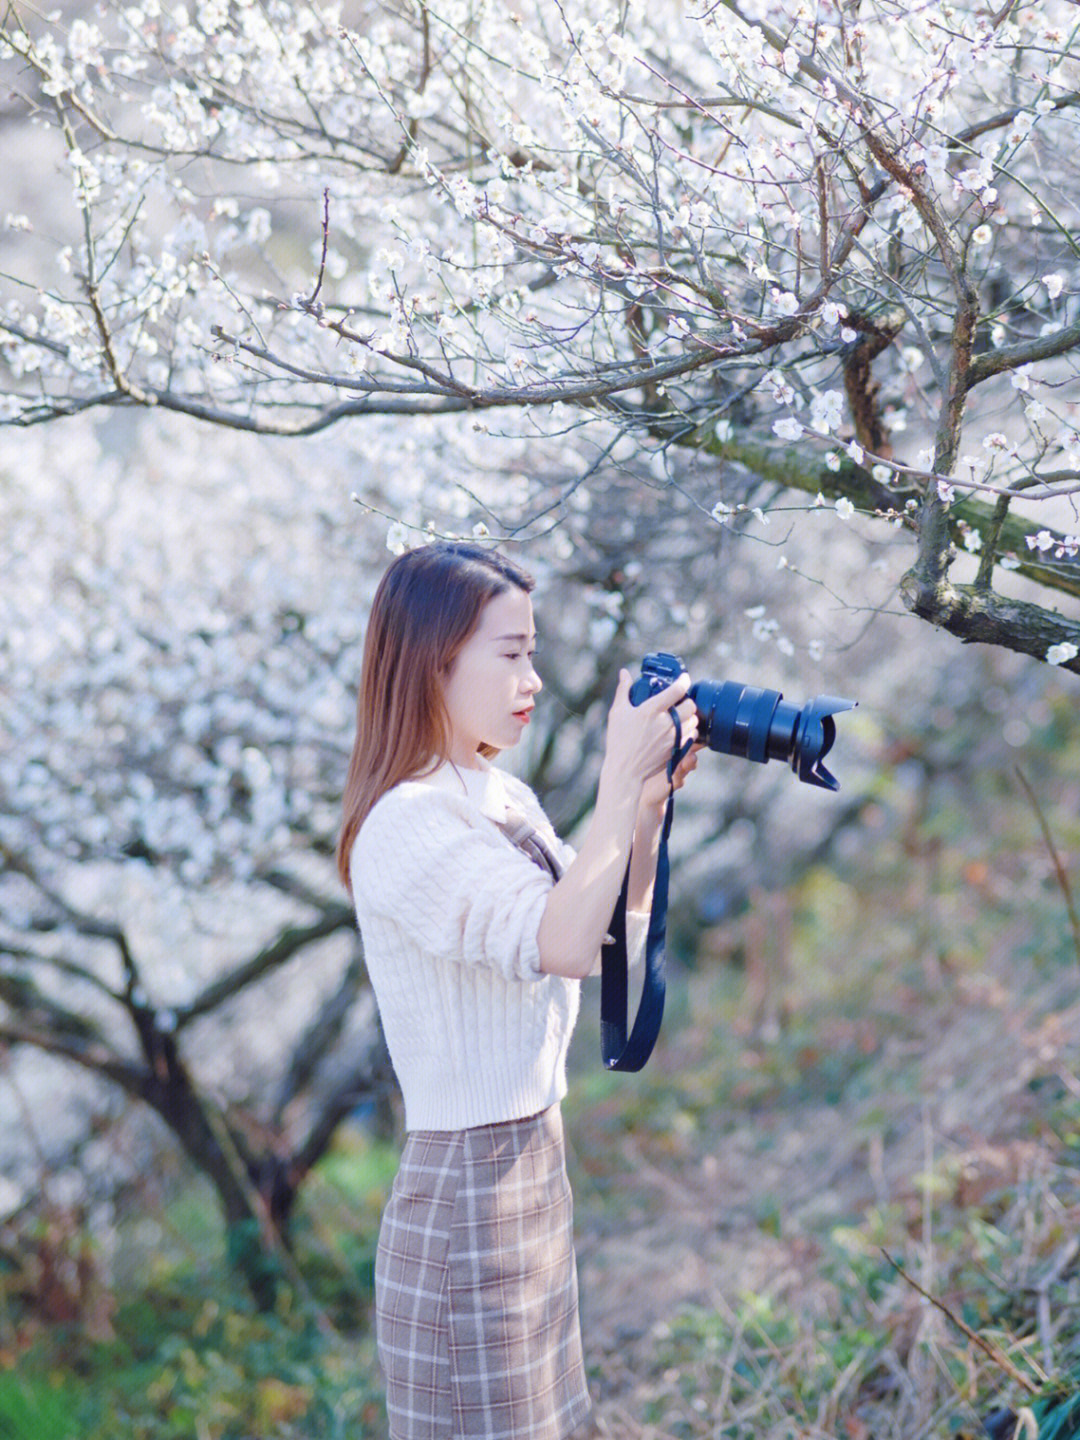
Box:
673 699 697 731
644 671 691 711
671 748 700 789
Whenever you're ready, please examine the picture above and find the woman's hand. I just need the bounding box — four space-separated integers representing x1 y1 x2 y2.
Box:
537 670 699 978
640 740 703 812
602 668 699 795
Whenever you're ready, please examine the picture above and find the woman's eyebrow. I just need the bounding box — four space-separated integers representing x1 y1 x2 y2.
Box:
493 632 536 644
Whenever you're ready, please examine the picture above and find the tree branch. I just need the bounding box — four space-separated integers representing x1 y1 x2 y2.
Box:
0 1018 148 1098
270 948 368 1118
898 572 1080 672
883 1249 1043 1394
966 315 1080 391
1015 768 1080 967
176 905 355 1030
667 430 1080 602
1 942 123 1007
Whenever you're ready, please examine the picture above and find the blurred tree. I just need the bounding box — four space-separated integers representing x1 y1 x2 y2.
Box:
0 424 397 1303
1 0 1079 668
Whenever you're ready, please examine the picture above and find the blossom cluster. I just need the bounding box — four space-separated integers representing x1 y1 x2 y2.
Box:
0 0 1077 669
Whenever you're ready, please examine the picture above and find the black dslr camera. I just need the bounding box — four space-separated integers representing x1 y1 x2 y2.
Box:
629 652 857 791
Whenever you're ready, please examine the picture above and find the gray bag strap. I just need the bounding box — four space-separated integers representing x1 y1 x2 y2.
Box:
494 809 564 884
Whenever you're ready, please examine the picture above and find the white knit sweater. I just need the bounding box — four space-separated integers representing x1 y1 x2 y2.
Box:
350 759 645 1132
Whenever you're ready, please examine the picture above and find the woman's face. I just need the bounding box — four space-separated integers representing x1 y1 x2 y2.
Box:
441 587 542 768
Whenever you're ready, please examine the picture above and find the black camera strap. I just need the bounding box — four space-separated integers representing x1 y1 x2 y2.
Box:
600 711 682 1072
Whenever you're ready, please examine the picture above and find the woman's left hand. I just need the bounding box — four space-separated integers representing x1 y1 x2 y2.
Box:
639 741 703 812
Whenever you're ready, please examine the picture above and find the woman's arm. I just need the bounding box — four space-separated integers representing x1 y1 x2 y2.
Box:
536 670 698 978
626 743 702 915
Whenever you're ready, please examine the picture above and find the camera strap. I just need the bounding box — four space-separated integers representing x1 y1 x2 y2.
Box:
600 710 681 1072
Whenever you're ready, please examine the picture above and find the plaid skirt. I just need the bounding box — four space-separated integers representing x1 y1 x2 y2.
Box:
374 1105 590 1440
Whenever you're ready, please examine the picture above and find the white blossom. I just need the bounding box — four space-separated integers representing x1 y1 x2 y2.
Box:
771 288 799 316
809 390 844 435
762 371 797 407
899 347 924 372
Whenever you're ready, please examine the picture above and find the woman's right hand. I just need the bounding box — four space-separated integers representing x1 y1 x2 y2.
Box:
602 668 698 792
538 668 699 978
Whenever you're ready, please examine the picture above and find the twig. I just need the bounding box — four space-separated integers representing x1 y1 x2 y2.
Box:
1033 1235 1080 1375
0 1043 57 1209
1015 768 1080 969
301 188 332 312
882 1249 1042 1393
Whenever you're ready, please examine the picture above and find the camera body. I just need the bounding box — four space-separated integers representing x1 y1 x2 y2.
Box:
630 651 857 791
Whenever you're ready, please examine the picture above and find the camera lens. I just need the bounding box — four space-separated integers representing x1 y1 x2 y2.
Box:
691 680 853 790
694 681 771 758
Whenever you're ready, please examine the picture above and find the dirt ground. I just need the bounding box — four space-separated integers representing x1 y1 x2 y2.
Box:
562 962 1080 1439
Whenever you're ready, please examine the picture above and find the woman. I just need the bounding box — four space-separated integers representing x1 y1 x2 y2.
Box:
337 541 699 1440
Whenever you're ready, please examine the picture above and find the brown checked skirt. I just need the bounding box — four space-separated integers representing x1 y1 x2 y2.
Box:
374 1105 590 1440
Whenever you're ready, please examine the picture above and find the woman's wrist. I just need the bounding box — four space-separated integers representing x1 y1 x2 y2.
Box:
597 755 645 817
635 791 667 831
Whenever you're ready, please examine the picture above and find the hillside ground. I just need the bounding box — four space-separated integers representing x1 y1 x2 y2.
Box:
2 784 1079 1440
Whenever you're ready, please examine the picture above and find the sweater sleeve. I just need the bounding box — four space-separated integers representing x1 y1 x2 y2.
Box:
351 784 555 982
498 776 650 978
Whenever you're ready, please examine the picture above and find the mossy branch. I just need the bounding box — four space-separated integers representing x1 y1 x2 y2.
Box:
677 429 1080 603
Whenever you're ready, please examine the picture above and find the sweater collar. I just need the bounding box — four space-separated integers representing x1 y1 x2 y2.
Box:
417 756 511 823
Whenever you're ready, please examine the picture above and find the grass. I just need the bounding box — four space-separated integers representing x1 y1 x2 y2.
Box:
0 1372 79 1440
558 817 1080 1439
0 1142 396 1440
7 953 1077 1440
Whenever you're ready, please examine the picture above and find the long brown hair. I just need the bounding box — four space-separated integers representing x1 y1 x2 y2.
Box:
336 541 535 890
